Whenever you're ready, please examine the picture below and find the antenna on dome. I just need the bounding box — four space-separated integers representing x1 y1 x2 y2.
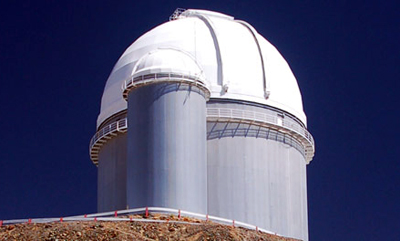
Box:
169 8 186 21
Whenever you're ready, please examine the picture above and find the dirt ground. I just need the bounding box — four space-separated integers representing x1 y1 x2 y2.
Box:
0 214 300 241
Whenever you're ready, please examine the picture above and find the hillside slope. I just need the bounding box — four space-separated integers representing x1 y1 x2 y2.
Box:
0 215 300 241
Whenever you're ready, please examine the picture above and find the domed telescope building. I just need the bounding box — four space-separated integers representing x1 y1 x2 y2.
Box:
90 9 315 241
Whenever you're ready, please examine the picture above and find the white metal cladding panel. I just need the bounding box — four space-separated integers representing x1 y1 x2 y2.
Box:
126 83 207 214
97 133 128 212
207 137 308 241
205 100 309 240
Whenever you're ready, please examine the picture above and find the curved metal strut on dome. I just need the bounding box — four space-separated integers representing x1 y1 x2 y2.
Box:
184 12 225 91
236 20 270 99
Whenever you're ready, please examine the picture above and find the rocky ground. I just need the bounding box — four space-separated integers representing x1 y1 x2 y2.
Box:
0 214 300 241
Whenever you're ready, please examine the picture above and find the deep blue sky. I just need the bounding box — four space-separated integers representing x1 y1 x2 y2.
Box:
1 1 399 240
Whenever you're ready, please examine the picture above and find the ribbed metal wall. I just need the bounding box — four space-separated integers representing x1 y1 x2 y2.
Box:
97 132 127 212
206 101 308 241
126 83 208 214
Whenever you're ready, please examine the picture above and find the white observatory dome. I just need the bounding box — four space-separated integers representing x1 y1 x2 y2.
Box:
97 9 307 128
93 10 314 240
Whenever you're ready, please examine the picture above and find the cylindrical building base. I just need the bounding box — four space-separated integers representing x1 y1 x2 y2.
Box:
98 132 127 212
127 83 208 214
206 101 308 241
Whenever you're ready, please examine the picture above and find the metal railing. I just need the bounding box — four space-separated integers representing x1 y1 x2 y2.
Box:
122 72 210 100
89 108 314 164
89 118 128 164
169 8 187 21
207 108 315 163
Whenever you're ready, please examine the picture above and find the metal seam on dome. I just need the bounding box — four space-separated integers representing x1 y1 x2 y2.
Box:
236 20 269 99
184 13 225 92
